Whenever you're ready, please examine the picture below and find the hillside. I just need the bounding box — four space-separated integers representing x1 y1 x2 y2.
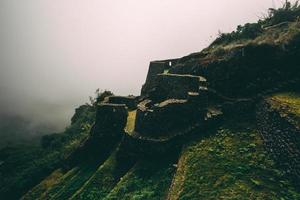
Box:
1 3 300 200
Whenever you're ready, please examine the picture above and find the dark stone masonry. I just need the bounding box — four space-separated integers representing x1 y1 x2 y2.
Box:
150 74 206 102
104 95 137 110
92 103 128 137
65 103 128 167
141 59 180 96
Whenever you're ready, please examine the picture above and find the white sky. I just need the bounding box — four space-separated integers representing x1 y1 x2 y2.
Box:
0 0 288 130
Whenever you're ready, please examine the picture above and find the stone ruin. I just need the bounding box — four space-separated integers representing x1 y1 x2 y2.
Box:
141 58 180 96
93 59 221 141
103 95 138 110
134 93 206 138
65 103 128 166
149 73 207 102
92 103 128 137
84 58 226 158
67 51 300 183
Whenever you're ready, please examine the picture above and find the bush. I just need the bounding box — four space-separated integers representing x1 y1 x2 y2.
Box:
211 22 263 46
210 1 300 46
89 89 114 106
41 134 67 149
266 0 300 26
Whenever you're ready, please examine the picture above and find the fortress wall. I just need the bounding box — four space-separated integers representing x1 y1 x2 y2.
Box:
141 59 180 96
256 100 300 184
135 98 204 138
92 103 128 137
116 132 182 160
150 74 201 101
106 96 137 110
141 61 166 96
65 103 128 167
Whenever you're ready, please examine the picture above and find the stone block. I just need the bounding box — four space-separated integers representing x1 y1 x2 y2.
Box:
148 74 204 102
92 103 128 137
135 98 203 138
105 95 137 110
141 61 166 95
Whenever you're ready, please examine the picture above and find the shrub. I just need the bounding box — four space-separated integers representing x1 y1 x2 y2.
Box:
266 0 300 26
210 1 300 46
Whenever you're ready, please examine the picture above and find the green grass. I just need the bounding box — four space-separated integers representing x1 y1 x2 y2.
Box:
70 147 135 200
38 162 99 200
104 159 176 200
21 169 64 200
51 164 98 200
37 167 80 200
210 1 300 47
0 104 95 200
268 92 300 121
125 110 137 134
168 120 300 200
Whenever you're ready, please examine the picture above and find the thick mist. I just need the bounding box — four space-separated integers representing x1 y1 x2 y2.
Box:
0 0 284 145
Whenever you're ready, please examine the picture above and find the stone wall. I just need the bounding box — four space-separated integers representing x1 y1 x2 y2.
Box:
135 93 206 138
256 100 300 184
141 61 166 96
105 96 137 110
141 59 180 96
222 99 255 118
65 103 128 167
117 107 223 160
92 103 128 137
150 74 205 102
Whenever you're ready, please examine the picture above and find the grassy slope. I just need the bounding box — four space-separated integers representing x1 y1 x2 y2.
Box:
69 147 135 200
104 158 176 200
168 119 300 200
21 169 64 200
267 92 300 127
0 105 95 199
37 161 100 200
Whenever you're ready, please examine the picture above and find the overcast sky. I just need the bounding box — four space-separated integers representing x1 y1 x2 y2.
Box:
0 0 287 132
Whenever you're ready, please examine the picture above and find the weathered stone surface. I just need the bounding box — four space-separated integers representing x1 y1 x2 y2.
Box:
150 73 205 102
141 61 166 96
92 103 128 137
65 103 128 167
117 110 223 159
141 59 180 96
105 95 137 110
188 91 207 107
135 98 204 138
222 99 255 117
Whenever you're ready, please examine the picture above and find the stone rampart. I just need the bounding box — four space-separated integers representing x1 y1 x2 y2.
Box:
135 93 206 138
141 61 166 96
92 103 128 137
150 74 205 102
104 96 137 110
141 59 180 96
65 103 128 167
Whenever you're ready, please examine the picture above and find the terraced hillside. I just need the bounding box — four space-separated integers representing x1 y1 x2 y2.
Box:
168 119 300 200
2 3 300 200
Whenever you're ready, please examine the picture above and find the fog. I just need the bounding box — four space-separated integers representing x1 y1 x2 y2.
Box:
0 0 285 140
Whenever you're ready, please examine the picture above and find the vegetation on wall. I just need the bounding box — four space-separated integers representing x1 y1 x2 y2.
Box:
168 119 300 200
211 1 300 47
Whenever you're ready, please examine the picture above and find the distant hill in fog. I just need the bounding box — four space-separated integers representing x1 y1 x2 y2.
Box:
0 114 58 149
